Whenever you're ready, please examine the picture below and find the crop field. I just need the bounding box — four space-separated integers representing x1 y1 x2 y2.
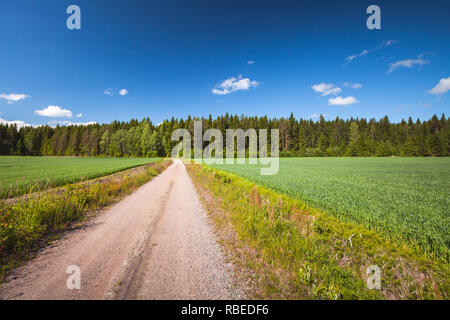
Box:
211 157 450 260
0 156 159 199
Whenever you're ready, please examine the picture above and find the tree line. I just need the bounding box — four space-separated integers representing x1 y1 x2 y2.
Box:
0 113 448 157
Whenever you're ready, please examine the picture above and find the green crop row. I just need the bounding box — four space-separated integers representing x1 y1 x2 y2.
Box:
210 157 450 261
0 156 160 199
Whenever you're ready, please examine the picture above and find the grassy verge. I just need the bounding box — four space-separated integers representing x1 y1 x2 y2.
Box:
0 159 171 280
186 163 449 300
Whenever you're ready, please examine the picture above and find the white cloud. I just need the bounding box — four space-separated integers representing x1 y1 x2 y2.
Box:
76 113 82 118
309 113 319 119
385 39 397 46
343 82 363 89
0 117 96 128
247 60 254 65
0 93 30 103
376 39 397 49
211 75 259 95
345 40 397 65
387 56 430 73
345 49 369 62
311 83 341 96
345 55 356 62
47 120 97 127
105 88 129 96
428 77 450 95
71 121 97 126
35 105 73 118
328 96 358 106
0 117 33 128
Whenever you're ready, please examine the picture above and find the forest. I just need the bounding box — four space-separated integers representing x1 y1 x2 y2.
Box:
0 113 448 158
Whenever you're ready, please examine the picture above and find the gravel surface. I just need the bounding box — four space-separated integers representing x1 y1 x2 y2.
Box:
0 160 239 300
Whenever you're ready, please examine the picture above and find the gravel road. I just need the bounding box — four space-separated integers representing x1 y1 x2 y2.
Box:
0 159 238 300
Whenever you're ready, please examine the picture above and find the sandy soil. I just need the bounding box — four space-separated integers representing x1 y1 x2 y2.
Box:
0 160 239 300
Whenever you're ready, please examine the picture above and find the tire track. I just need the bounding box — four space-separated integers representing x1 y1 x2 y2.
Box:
113 181 174 299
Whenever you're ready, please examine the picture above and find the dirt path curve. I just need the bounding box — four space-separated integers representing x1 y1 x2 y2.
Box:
0 159 239 300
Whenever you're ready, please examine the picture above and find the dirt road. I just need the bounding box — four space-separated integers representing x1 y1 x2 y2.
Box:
0 160 239 300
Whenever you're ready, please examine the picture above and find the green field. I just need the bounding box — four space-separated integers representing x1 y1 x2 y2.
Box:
0 156 159 199
211 158 450 259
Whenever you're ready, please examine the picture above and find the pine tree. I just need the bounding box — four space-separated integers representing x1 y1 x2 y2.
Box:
100 129 111 156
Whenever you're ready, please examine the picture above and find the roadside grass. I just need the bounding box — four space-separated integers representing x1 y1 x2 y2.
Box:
0 160 171 280
186 164 449 300
0 156 160 199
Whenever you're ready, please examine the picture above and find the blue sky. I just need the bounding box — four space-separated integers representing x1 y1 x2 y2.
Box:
0 0 449 127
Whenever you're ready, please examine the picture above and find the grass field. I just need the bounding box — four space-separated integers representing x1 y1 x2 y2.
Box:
211 158 450 260
0 156 159 199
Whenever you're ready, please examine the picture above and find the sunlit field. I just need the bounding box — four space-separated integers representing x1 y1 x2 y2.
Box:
0 156 159 199
211 157 450 259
